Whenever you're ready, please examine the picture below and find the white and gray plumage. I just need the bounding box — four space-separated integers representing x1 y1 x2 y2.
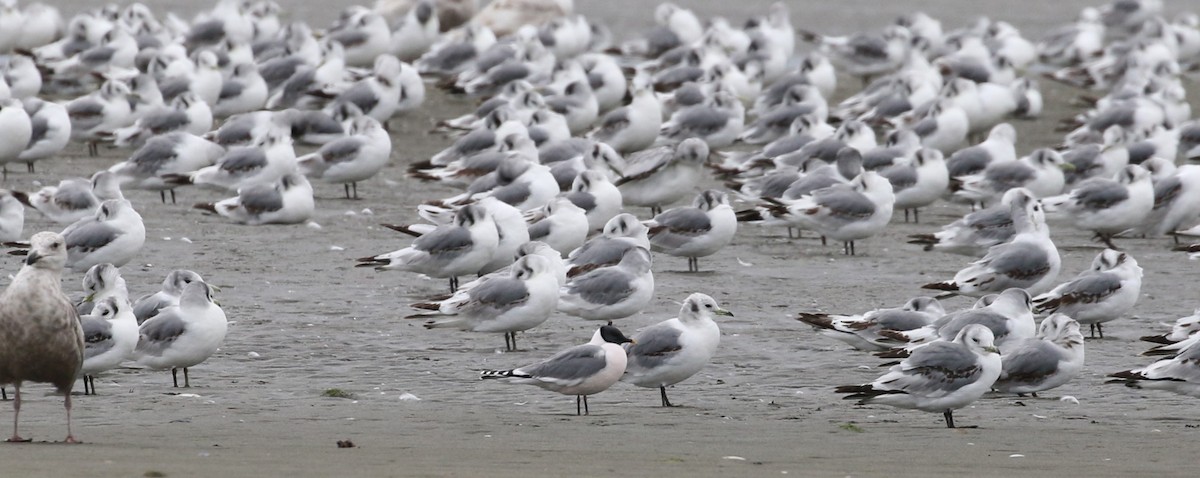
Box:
16 97 70 173
1140 310 1200 346
797 297 944 352
588 87 662 154
880 288 1035 353
413 196 532 276
837 324 1001 429
297 116 392 199
111 92 213 148
657 91 745 149
800 25 911 85
645 190 736 272
944 123 1018 187
481 325 633 416
444 156 560 212
879 147 948 223
194 173 315 226
328 8 395 67
565 213 650 278
0 98 33 176
1042 164 1154 249
133 270 206 325
1109 333 1200 398
1136 165 1200 238
910 98 969 155
134 281 228 388
922 192 1060 297
67 80 134 157
1033 249 1142 339
0 189 23 242
525 197 589 257
213 63 268 118
738 85 828 145
323 54 407 124
170 132 298 192
622 293 729 407
74 262 128 316
80 296 138 396
0 231 85 442
109 132 226 204
13 171 123 224
742 171 895 256
908 187 1032 257
545 79 599 135
386 0 440 61
564 169 623 232
616 138 709 215
410 254 560 351
357 204 499 293
558 246 654 322
29 199 143 274
993 314 1085 397
953 148 1068 206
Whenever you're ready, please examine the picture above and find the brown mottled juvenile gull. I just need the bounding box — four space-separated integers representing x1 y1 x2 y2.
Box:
0 231 85 443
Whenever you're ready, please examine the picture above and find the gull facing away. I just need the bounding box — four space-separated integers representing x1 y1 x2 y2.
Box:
644 190 737 272
622 293 729 407
357 204 499 293
1033 249 1142 339
836 324 1001 429
0 232 85 443
482 325 634 416
992 314 1085 397
134 281 228 388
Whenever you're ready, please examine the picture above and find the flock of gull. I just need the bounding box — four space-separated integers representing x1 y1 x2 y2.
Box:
0 0 1199 442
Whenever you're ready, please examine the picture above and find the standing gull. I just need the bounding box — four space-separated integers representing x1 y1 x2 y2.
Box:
836 324 1001 429
993 314 1085 397
622 293 729 407
907 188 1032 257
1033 249 1142 339
133 270 205 324
558 247 655 322
644 190 737 272
1042 164 1153 249
80 296 138 395
357 204 499 293
481 325 633 416
193 173 315 226
134 281 228 388
616 138 710 215
0 231 84 442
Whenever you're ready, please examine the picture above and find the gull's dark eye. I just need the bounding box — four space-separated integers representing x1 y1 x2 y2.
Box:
705 304 713 309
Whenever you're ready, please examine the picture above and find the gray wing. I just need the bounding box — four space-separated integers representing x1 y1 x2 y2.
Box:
220 148 268 173
55 180 99 210
127 135 181 175
1154 175 1182 210
567 268 634 305
464 277 530 315
667 107 730 138
984 161 1036 190
1072 179 1129 210
567 238 632 270
142 110 189 134
318 137 364 164
565 191 597 212
1045 272 1122 308
615 147 673 186
133 293 172 324
527 218 552 240
68 99 105 131
938 310 1012 342
885 341 983 394
649 208 712 250
815 187 876 219
136 310 187 356
518 344 607 383
64 221 121 254
239 184 284 214
844 34 889 60
870 310 934 331
489 182 532 206
82 316 114 360
912 117 938 138
28 115 50 145
978 241 1051 284
219 80 245 100
997 340 1062 386
627 324 684 371
330 29 369 48
947 146 991 178
594 108 630 140
413 226 473 255
880 163 918 192
336 82 379 114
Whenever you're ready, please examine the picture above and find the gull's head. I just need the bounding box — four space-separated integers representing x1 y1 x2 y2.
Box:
585 143 624 172
87 296 124 322
82 263 123 297
603 213 648 239
1118 164 1151 185
914 148 944 167
166 269 205 293
675 138 710 165
515 241 557 262
995 288 1033 313
693 190 729 211
180 280 215 307
1037 313 1083 345
956 324 999 355
25 231 68 270
597 324 634 345
680 292 733 321
456 204 492 229
617 246 653 273
906 296 944 315
513 254 552 280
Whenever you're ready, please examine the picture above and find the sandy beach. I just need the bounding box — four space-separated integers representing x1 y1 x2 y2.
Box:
1 1 1199 476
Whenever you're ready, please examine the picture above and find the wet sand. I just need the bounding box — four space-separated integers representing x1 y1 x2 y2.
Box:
2 1 1199 476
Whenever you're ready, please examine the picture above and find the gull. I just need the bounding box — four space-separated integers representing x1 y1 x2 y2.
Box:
922 192 1060 297
952 148 1069 205
546 79 598 135
644 190 736 272
67 80 133 156
910 98 970 154
474 0 574 38
194 173 315 226
322 55 408 125
0 231 84 443
169 131 298 192
386 0 440 62
558 247 654 322
800 25 911 86
213 63 269 118
1136 165 1200 238
738 85 828 145
1037 7 1104 66
74 262 127 315
328 8 392 67
1108 334 1200 398
416 24 497 77
415 197 530 275
5 55 43 100
297 116 392 199
657 90 745 149
0 98 32 177
80 296 138 396
481 324 632 416
57 199 146 273
410 254 560 352
357 204 499 293
565 170 624 232
565 213 650 277
588 86 662 155
1042 164 1154 249
447 241 568 303
622 293 729 407
133 270 206 325
580 53 626 112
1140 309 1200 346
908 188 1032 257
542 140 624 190
993 314 1085 397
1033 249 1142 339
616 138 709 215
111 92 213 148
526 197 589 257
740 171 895 256
16 98 70 174
109 132 226 204
0 190 23 242
134 281 228 388
796 297 944 351
879 288 1035 353
879 147 948 223
836 324 1001 429
160 50 224 106
945 123 1018 189
14 172 122 225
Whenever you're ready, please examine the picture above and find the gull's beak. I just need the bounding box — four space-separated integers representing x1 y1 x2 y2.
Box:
24 251 41 266
715 308 734 317
83 293 95 302
984 346 1000 354
1059 163 1077 171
